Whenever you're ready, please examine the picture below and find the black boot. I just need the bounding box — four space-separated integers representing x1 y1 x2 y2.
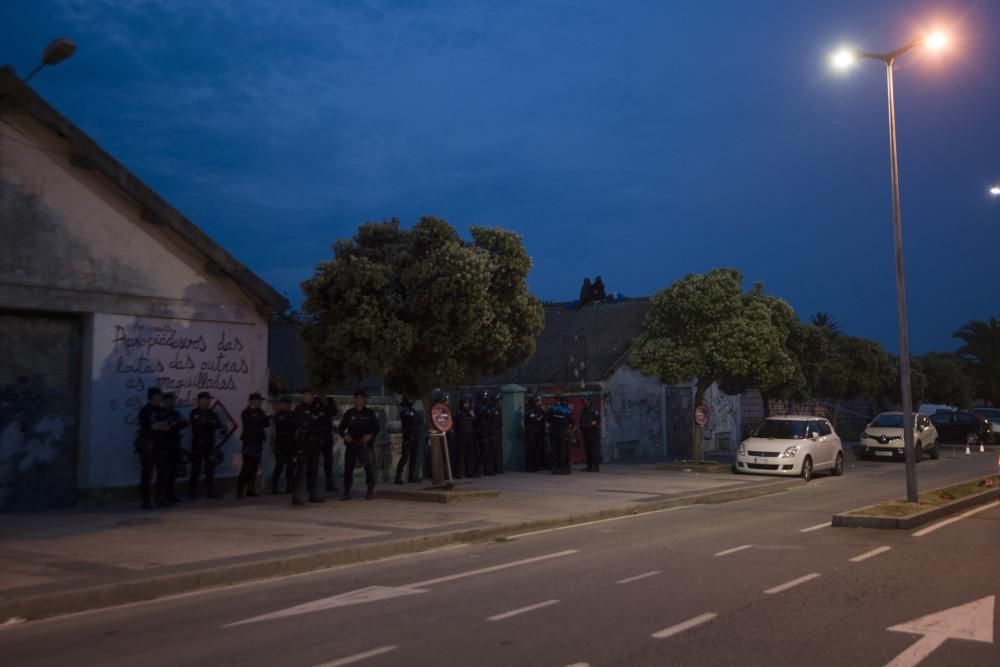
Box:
366 487 376 500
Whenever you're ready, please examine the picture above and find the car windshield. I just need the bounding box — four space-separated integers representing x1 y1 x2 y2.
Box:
871 414 904 428
976 408 1000 418
755 419 808 439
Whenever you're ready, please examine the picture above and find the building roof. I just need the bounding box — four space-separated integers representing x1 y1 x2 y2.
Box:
0 66 288 312
477 298 653 387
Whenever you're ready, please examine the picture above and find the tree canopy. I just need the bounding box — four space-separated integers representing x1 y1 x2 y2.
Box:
299 217 544 406
914 352 973 408
629 268 797 460
953 317 1000 406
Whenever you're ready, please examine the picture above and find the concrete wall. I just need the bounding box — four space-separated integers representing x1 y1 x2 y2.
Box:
701 382 741 454
601 364 667 461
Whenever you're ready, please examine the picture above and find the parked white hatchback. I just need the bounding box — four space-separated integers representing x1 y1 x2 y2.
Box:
736 415 844 481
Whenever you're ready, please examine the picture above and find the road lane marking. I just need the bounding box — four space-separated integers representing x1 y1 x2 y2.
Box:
507 506 691 539
227 550 578 627
911 501 1000 537
764 573 820 595
565 663 590 667
651 612 719 639
616 571 661 584
312 645 398 666
487 599 560 621
409 550 579 588
885 595 994 667
799 522 831 533
714 544 753 557
850 546 892 562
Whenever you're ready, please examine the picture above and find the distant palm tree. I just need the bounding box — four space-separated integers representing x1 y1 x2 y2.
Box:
810 312 842 336
954 317 1000 406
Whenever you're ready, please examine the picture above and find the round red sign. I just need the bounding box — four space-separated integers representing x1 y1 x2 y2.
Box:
430 403 453 432
693 404 710 427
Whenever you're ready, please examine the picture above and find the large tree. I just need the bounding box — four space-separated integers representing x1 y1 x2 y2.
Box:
299 217 544 410
914 352 973 409
954 317 1000 406
629 268 797 460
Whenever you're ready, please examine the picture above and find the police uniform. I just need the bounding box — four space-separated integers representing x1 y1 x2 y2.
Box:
136 395 169 509
291 395 328 505
320 397 341 492
338 398 380 499
189 395 225 499
238 394 271 498
395 398 422 484
271 404 296 493
546 400 575 475
453 398 477 479
580 397 602 472
162 396 188 503
475 393 500 476
524 396 547 472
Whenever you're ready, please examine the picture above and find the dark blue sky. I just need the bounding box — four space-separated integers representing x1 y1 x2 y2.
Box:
3 1 998 353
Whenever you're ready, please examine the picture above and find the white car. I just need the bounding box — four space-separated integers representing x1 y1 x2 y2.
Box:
736 415 844 481
859 412 940 461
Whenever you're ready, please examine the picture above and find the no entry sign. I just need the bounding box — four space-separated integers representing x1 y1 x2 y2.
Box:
430 402 453 432
693 404 710 427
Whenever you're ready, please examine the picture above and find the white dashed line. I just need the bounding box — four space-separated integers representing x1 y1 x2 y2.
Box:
409 550 578 588
850 546 892 562
312 645 398 667
507 505 690 539
764 573 821 595
799 522 831 533
487 599 560 622
714 544 753 557
565 663 590 667
651 612 719 639
911 501 1000 537
616 571 661 585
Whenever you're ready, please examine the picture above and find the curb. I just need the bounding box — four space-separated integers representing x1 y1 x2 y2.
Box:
656 462 734 474
832 483 1000 530
0 477 802 622
374 488 502 503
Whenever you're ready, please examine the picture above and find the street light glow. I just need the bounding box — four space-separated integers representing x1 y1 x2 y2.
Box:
924 30 949 51
831 48 856 71
990 185 1000 197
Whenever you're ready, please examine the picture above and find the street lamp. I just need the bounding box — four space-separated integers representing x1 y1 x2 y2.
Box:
830 29 950 503
990 185 1000 197
24 37 76 82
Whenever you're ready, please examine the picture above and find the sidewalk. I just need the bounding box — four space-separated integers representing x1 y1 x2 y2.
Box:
0 465 801 621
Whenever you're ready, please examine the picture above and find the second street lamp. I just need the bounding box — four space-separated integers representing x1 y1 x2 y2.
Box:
830 30 949 503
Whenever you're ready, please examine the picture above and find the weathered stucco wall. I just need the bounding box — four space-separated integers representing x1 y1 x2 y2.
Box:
602 364 667 461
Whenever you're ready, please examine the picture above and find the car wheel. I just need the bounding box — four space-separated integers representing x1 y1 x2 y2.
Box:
800 456 813 482
831 452 844 476
930 441 940 460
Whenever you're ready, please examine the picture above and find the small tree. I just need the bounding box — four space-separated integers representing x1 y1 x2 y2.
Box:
300 217 544 410
629 269 797 460
809 312 842 337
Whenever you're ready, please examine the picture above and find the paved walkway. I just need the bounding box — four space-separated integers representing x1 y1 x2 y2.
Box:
0 464 791 619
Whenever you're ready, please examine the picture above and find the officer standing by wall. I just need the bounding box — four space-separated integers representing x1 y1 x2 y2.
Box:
339 389 380 500
475 390 500 476
271 396 296 494
161 392 188 504
453 393 477 479
395 395 421 484
524 391 547 472
136 387 169 509
546 394 575 475
189 391 225 500
320 395 341 493
580 392 602 472
237 392 270 498
291 387 326 506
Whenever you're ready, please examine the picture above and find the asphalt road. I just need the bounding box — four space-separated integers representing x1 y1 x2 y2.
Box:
2 455 998 667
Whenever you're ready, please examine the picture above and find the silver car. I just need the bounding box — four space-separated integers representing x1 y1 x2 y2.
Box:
860 412 940 461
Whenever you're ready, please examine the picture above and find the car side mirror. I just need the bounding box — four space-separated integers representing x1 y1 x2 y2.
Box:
810 431 820 440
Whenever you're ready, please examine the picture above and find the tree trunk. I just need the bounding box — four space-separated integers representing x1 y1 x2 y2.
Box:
692 380 710 462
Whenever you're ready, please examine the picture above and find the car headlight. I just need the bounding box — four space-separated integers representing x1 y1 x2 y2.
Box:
737 442 746 455
781 445 799 458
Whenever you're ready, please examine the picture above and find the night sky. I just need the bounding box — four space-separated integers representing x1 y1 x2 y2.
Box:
3 1 998 354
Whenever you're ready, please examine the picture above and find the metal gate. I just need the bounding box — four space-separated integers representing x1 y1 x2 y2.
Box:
0 311 81 510
665 385 693 458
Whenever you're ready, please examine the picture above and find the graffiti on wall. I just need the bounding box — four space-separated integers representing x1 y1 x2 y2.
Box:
602 366 664 460
702 383 741 452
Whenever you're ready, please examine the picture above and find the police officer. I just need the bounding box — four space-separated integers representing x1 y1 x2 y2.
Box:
476 390 500 476
161 392 188 504
580 392 602 472
238 392 271 498
546 394 575 475
320 395 341 493
339 389 380 500
271 396 296 494
136 387 170 509
189 391 225 500
524 391 547 472
395 395 421 484
453 393 476 479
291 387 327 506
